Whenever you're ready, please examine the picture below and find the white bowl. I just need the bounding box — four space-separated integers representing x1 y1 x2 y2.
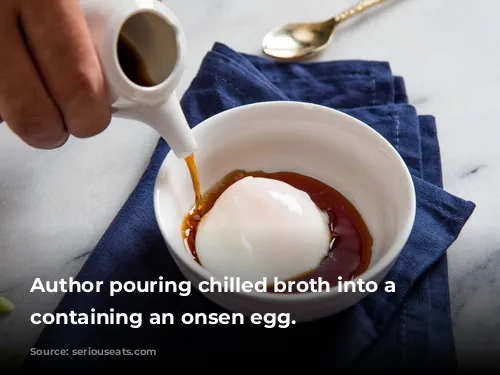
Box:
154 101 416 322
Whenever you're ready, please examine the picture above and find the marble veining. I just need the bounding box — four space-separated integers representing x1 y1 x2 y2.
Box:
1 0 499 369
67 251 92 263
460 165 486 179
410 96 429 106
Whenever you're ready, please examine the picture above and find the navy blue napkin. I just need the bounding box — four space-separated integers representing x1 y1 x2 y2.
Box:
23 43 475 371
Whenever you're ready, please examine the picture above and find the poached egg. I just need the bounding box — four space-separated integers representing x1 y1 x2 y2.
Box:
195 176 331 283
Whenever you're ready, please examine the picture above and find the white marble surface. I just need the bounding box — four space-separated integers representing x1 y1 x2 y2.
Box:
1 0 499 369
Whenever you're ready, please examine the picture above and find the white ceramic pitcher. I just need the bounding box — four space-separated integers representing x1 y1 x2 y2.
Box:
79 0 196 159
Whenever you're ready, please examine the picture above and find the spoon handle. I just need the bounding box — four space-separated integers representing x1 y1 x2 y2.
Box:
332 0 386 24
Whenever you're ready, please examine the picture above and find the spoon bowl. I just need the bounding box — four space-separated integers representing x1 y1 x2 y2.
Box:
262 0 386 60
262 21 336 60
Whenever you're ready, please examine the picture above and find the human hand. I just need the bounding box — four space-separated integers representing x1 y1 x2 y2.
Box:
0 0 111 149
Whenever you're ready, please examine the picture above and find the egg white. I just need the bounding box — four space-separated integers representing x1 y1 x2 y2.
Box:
195 176 331 283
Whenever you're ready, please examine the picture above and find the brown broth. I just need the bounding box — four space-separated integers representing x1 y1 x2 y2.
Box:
184 153 204 212
181 170 373 292
117 34 156 87
116 34 205 215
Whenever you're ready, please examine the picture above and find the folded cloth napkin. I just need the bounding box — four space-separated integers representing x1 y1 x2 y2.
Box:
22 43 475 371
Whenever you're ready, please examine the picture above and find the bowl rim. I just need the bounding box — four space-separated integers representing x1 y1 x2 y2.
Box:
154 101 416 302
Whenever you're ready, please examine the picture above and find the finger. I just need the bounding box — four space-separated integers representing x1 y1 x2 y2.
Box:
0 8 68 149
20 0 111 139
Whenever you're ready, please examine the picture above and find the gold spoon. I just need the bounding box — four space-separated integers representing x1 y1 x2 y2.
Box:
262 0 387 60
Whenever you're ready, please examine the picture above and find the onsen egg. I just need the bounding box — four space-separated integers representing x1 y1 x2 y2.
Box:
195 176 331 283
